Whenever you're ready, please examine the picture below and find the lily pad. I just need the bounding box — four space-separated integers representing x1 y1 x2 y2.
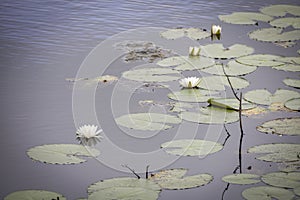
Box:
236 54 286 67
219 12 273 25
294 187 300 196
285 98 300 111
270 17 300 29
122 67 181 82
4 190 66 200
149 168 213 190
257 117 300 136
179 106 239 124
157 56 215 71
244 89 300 106
88 177 161 200
27 144 100 164
199 76 249 91
168 89 219 103
200 60 257 76
283 78 300 88
260 4 300 17
200 44 254 59
273 64 300 72
222 174 261 185
208 98 256 111
249 28 300 42
242 186 294 200
262 172 300 189
160 28 210 40
161 139 223 156
169 102 194 112
115 113 182 131
248 143 300 163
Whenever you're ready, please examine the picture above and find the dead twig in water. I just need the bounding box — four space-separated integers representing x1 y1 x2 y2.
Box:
121 164 140 179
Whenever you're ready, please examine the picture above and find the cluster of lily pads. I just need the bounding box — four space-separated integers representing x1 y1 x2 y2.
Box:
5 4 300 200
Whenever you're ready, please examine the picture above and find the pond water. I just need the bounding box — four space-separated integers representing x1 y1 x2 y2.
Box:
0 0 300 199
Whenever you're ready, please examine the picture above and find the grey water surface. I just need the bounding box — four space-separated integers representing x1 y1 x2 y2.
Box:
0 0 300 199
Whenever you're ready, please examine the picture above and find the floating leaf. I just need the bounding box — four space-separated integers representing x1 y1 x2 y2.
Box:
208 98 256 111
278 162 300 172
283 78 300 88
160 28 210 40
157 56 215 71
248 143 300 163
222 174 261 185
249 28 300 42
257 117 300 136
27 144 100 164
88 177 161 200
200 60 257 76
242 186 294 200
200 44 254 59
115 113 182 131
199 76 249 91
219 12 273 25
285 98 300 111
242 106 269 116
260 4 300 17
161 139 223 156
169 102 194 112
180 107 239 124
244 89 300 106
4 190 66 200
273 64 300 72
262 172 300 189
122 67 181 82
294 187 300 196
149 168 213 190
270 17 300 29
168 89 219 103
236 54 285 67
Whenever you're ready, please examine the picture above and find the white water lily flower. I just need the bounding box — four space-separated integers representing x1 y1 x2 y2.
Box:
189 46 201 56
211 25 222 35
179 77 201 88
76 125 103 146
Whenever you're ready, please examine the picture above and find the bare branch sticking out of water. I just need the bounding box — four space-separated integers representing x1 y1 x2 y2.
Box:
222 64 240 101
222 124 231 146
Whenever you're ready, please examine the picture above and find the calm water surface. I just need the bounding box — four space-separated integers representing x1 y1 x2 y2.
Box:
0 0 300 199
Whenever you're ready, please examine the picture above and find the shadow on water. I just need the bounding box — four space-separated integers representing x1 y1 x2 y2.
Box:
0 0 300 199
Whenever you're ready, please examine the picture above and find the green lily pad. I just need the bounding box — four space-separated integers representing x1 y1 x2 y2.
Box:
244 89 300 106
122 67 181 82
179 106 239 124
208 98 256 111
168 89 219 103
283 78 300 88
200 60 257 76
88 177 161 200
199 76 249 91
149 168 213 190
262 172 300 189
222 174 261 185
257 117 300 136
200 44 254 59
219 12 273 25
277 162 300 173
294 187 300 196
169 102 194 112
273 64 300 72
260 4 300 17
160 28 210 40
270 17 300 29
248 143 300 163
249 28 300 42
285 98 300 111
242 186 294 200
115 113 182 131
4 190 66 200
161 139 223 156
157 56 215 71
27 144 100 164
236 54 286 67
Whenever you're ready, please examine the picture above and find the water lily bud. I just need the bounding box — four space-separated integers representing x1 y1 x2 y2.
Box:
211 25 222 35
189 46 201 56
